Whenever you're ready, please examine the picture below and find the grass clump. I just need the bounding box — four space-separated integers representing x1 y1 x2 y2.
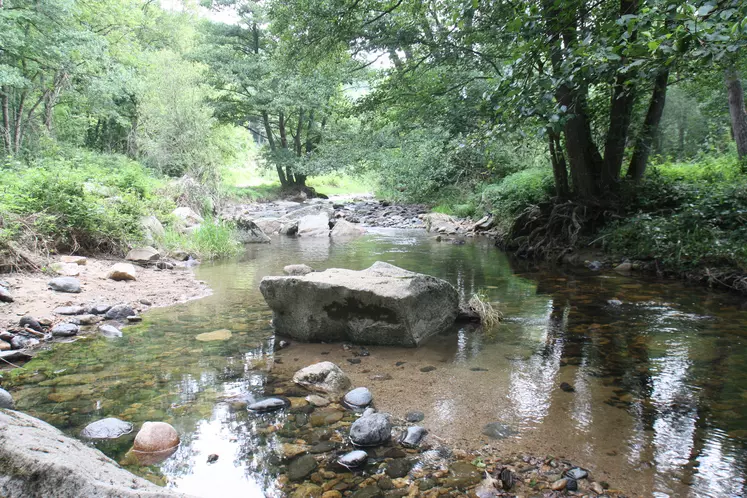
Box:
161 218 241 260
468 291 503 329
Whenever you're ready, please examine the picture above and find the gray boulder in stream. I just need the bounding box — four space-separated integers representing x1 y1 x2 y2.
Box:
259 262 459 346
0 410 190 497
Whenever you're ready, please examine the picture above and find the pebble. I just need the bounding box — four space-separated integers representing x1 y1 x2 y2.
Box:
419 366 436 372
343 387 373 409
0 387 14 409
126 315 142 322
53 306 85 315
98 324 122 338
405 411 424 423
481 422 518 440
104 304 135 321
80 418 133 439
0 286 13 303
88 303 112 315
19 316 42 332
51 323 79 337
207 454 219 463
385 458 412 479
248 397 289 413
287 454 318 481
401 426 427 447
306 395 330 407
590 482 605 494
560 382 575 392
338 450 368 469
47 277 81 293
551 478 568 491
566 467 588 480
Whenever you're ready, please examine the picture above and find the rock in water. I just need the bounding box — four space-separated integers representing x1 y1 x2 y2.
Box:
260 262 459 346
481 422 518 440
283 264 313 276
350 412 391 446
51 323 79 337
248 397 289 413
330 219 364 238
293 362 351 394
126 246 160 264
98 324 122 338
105 304 135 321
0 410 186 497
80 418 133 439
54 306 85 315
401 426 427 447
133 421 179 454
235 218 271 243
287 454 318 481
343 387 373 409
297 214 330 237
0 388 14 409
405 411 424 423
48 277 81 293
195 329 232 342
338 450 368 469
107 263 137 281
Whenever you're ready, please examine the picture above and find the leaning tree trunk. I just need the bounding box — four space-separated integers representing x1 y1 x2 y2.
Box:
262 110 287 187
628 69 669 181
725 67 747 161
548 129 569 197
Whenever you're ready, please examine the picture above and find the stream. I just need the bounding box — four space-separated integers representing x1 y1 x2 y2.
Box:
4 229 747 497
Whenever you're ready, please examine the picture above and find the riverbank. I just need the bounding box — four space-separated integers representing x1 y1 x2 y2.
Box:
0 255 210 359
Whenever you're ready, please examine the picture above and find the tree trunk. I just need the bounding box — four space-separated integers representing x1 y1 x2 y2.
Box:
13 90 27 155
725 67 747 161
548 129 569 197
262 110 287 186
305 110 315 154
1 88 11 153
601 0 639 187
294 107 304 157
627 69 669 181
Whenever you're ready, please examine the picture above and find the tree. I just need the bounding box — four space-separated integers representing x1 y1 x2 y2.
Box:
199 1 350 188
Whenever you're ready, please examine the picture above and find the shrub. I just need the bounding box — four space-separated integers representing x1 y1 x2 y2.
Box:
160 218 240 260
480 168 555 222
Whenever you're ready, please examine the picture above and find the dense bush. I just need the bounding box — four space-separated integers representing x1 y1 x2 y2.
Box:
161 218 241 260
0 149 170 254
480 168 555 222
604 156 747 270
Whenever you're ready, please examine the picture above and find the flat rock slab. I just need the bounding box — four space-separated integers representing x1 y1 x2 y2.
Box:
0 410 190 497
260 262 459 346
80 418 133 439
195 329 232 341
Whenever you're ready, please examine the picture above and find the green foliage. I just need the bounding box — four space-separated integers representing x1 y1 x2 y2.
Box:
604 156 747 270
480 168 555 222
0 148 169 253
161 219 240 260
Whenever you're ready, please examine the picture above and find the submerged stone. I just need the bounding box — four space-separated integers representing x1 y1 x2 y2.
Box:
338 449 368 469
80 418 133 439
98 324 122 338
248 397 289 413
287 454 318 481
293 362 351 394
195 329 232 342
481 422 518 440
405 411 424 423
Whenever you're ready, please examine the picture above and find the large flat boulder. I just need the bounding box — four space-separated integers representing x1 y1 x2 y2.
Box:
0 409 190 497
297 214 330 237
259 262 459 346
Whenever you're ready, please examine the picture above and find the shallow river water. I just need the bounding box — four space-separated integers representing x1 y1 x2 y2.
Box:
4 229 747 497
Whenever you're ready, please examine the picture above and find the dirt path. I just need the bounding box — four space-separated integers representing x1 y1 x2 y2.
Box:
0 257 210 332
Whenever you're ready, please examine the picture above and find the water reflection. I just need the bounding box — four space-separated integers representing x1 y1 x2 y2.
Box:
3 230 747 497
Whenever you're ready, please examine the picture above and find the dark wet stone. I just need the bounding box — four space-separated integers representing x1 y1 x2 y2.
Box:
344 387 373 408
395 361 406 367
48 277 81 293
405 411 424 423
566 478 578 491
287 454 318 481
499 468 515 490
295 413 309 426
51 323 79 337
385 458 412 478
0 388 14 409
309 441 337 454
587 261 603 271
419 478 436 491
338 449 368 469
607 298 623 306
54 306 85 315
560 382 575 392
207 454 219 463
0 286 13 303
10 335 34 349
248 397 289 413
80 418 133 439
88 303 112 315
352 487 383 498
481 422 518 440
419 366 436 372
354 347 370 357
378 476 394 490
19 316 42 332
565 467 588 480
470 367 488 372
126 315 142 323
401 426 426 447
350 413 391 446
443 461 482 489
104 304 135 321
347 358 362 365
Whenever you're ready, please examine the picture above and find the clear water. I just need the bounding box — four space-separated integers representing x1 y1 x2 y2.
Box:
4 229 747 497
